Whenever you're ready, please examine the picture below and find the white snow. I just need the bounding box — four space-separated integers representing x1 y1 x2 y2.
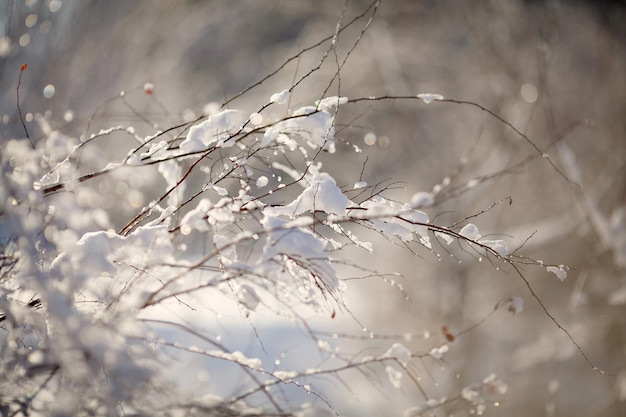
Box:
410 191 434 208
434 231 454 245
256 176 269 188
180 198 211 232
546 265 567 281
236 284 261 311
479 239 509 257
459 223 481 240
265 173 351 217
404 399 439 417
483 373 508 395
260 214 338 290
383 342 412 366
354 197 429 243
157 159 183 205
262 106 337 152
179 109 244 152
429 344 448 359
315 96 348 111
270 89 290 104
386 365 403 388
417 93 444 104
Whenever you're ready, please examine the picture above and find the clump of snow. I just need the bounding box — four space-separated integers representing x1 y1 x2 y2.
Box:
417 93 444 104
404 399 439 416
256 176 269 188
211 183 228 196
383 342 412 366
459 223 481 240
180 198 211 232
410 191 434 208
317 340 331 351
328 222 373 252
262 105 337 152
479 239 509 257
179 109 244 152
270 89 290 104
457 224 509 256
265 173 351 217
260 214 338 290
386 365 403 388
274 370 298 383
461 386 481 403
435 231 454 245
483 373 508 395
158 159 183 206
354 197 429 244
546 265 567 281
315 96 348 111
207 350 262 370
429 345 448 359
236 284 261 311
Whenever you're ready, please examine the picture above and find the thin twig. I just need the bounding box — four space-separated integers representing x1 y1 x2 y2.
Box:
16 63 35 149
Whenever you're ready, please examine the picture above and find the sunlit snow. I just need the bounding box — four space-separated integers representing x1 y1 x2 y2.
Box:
265 173 351 217
179 109 244 152
270 89 290 104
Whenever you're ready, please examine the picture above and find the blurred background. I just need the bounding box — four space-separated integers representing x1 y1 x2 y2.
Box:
1 0 624 416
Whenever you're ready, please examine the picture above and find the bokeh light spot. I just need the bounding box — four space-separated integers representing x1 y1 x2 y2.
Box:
43 84 56 99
